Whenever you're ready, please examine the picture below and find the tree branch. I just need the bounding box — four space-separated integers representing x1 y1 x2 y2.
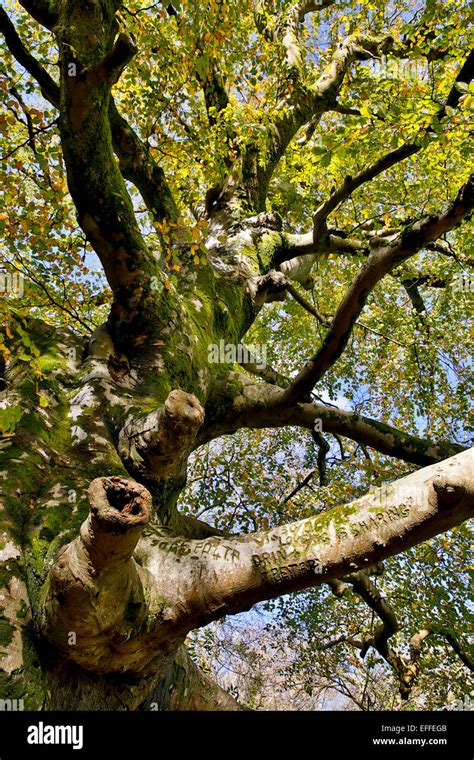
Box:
281 175 474 403
0 5 60 106
40 451 474 677
273 47 474 275
95 32 138 85
161 0 230 131
410 627 474 672
52 0 169 338
119 389 205 483
203 372 465 466
326 568 421 699
312 48 474 239
18 0 58 29
0 7 179 228
167 448 474 630
109 99 179 223
144 647 244 710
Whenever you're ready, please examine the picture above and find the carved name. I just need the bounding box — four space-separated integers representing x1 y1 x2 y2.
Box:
251 502 413 580
156 538 240 562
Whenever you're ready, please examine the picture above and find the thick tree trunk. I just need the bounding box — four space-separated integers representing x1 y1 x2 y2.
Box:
0 316 246 709
1 316 472 709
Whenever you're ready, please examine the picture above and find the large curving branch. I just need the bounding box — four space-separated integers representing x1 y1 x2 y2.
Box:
1 4 179 249
40 450 474 676
201 372 465 466
145 447 474 631
56 2 155 330
0 5 60 104
281 175 474 403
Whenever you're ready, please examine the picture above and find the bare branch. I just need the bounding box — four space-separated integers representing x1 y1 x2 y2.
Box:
283 470 315 504
0 5 60 106
312 144 419 238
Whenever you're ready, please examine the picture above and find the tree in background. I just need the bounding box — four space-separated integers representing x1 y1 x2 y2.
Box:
0 0 472 710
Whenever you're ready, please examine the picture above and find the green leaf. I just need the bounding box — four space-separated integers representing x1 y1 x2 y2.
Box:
320 151 332 167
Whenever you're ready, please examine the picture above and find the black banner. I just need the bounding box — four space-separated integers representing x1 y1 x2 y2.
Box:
0 710 471 758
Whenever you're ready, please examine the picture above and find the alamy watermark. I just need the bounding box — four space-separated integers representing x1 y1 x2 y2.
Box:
0 270 24 298
208 339 267 370
27 722 83 750
0 698 24 711
451 272 474 293
372 56 428 82
439 692 473 711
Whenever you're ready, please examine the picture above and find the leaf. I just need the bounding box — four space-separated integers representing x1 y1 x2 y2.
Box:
195 53 210 80
0 405 22 434
320 151 332 167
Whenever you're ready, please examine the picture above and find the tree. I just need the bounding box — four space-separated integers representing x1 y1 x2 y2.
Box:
0 0 473 711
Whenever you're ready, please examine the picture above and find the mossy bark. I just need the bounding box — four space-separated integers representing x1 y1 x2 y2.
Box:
0 316 244 710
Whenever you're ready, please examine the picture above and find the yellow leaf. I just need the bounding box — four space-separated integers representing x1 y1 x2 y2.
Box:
193 255 200 265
